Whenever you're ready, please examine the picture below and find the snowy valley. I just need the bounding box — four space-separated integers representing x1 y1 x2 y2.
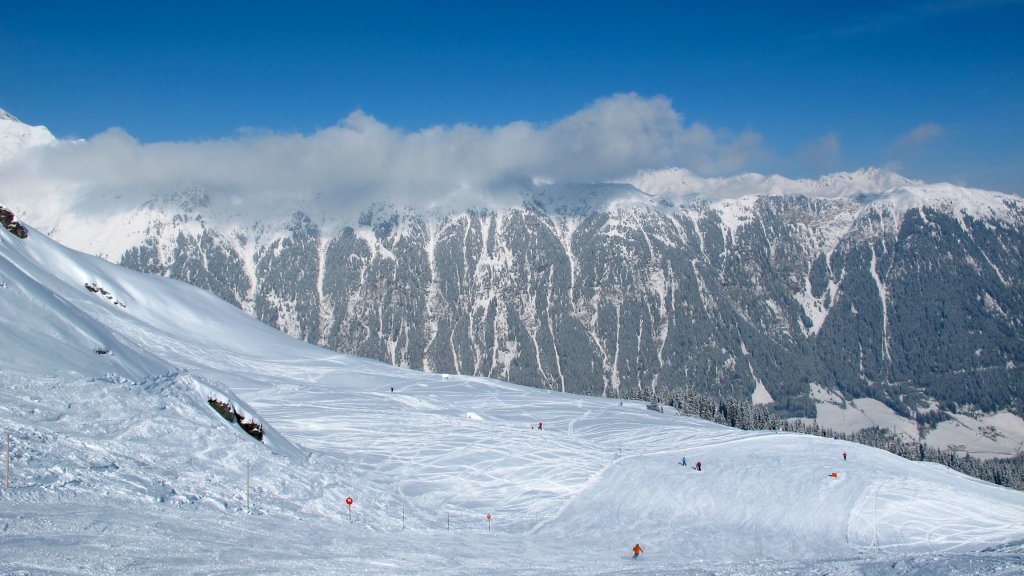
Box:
1 207 1023 574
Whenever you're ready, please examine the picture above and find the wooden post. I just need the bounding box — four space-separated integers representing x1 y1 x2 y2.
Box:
4 434 9 491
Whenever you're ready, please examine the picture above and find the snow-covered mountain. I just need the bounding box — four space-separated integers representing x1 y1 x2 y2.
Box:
4 111 1024 460
0 108 56 163
2 208 1024 574
622 165 924 201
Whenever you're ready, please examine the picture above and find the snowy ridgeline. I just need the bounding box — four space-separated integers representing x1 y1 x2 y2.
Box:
1 218 1024 575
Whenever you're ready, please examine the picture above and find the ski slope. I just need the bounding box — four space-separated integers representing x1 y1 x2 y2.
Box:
1 223 1023 575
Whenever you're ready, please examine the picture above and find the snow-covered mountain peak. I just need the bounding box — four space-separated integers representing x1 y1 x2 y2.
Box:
813 167 921 196
0 108 57 162
622 166 1024 228
859 182 1024 223
624 166 923 203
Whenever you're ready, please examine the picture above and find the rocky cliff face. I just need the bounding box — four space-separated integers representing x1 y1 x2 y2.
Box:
0 206 29 238
107 186 1024 420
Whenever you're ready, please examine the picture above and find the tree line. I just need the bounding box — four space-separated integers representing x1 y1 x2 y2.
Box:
644 387 1024 491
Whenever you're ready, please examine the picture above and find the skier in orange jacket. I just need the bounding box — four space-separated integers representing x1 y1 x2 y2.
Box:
632 543 644 558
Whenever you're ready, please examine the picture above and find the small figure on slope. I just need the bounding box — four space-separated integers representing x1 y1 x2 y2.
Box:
538 422 543 430
842 451 847 461
632 543 644 559
695 460 702 471
680 456 687 467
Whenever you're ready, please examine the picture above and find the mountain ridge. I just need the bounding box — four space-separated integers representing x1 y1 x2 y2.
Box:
0 107 57 162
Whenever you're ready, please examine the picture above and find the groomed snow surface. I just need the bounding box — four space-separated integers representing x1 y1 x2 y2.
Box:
2 226 1023 575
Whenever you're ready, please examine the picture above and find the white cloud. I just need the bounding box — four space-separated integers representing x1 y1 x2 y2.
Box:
793 132 841 173
884 123 946 178
895 122 945 147
0 94 766 218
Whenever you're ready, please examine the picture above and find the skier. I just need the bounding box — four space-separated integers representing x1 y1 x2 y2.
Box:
695 460 702 471
680 456 687 466
538 422 543 430
632 543 644 559
842 451 847 461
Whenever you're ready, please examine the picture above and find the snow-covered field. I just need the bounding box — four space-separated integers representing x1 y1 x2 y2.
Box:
806 383 1024 458
2 224 1023 575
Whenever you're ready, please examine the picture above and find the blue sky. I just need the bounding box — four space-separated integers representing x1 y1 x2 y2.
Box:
2 0 1023 193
